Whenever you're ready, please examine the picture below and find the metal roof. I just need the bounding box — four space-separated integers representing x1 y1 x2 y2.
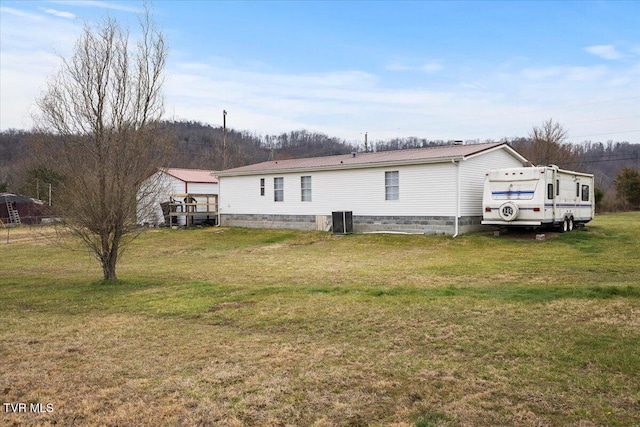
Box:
161 168 219 183
0 193 44 204
218 142 525 176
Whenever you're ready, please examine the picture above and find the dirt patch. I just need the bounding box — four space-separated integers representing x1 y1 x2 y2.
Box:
492 228 561 241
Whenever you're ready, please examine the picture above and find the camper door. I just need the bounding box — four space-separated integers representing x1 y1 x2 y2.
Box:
546 169 557 222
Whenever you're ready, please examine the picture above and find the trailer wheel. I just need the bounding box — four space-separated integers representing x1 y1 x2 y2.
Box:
561 217 574 233
499 202 518 222
568 217 574 232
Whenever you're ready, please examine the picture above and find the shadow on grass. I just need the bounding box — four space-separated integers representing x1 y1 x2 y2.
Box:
304 284 640 303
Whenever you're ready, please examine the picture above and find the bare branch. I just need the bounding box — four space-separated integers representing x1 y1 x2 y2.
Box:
512 119 582 169
32 8 171 281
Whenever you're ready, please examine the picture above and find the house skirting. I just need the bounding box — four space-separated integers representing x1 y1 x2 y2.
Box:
220 214 484 235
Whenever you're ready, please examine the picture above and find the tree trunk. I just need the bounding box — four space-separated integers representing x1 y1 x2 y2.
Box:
101 255 118 281
100 240 119 281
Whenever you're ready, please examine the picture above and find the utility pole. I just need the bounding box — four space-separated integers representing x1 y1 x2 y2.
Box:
364 132 368 153
223 110 227 169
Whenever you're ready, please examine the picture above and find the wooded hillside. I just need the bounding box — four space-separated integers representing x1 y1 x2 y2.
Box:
1 120 638 210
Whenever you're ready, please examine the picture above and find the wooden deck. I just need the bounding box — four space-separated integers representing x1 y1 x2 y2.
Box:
166 193 218 227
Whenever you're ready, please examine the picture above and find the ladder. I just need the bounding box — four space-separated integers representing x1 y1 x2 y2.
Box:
5 197 21 225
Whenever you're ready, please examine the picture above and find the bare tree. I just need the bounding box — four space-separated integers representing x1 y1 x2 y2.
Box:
33 7 171 281
512 119 582 169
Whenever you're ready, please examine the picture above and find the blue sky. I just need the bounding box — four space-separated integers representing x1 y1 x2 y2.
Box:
1 1 639 145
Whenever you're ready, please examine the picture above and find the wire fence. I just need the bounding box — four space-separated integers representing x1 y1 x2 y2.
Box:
0 217 60 244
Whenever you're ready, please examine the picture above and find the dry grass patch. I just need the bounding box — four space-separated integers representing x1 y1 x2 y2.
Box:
1 213 639 426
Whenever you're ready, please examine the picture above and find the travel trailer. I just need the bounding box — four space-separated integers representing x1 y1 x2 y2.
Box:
482 165 594 232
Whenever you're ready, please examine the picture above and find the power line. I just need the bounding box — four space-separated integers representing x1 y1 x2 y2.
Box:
488 96 640 120
580 156 638 164
567 115 640 125
420 96 640 131
563 156 639 166
570 129 640 139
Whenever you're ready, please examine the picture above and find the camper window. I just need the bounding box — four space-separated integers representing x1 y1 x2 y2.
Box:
556 180 560 196
582 185 590 202
576 183 580 198
547 183 554 200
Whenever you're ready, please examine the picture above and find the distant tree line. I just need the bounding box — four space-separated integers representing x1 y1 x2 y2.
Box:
1 120 639 211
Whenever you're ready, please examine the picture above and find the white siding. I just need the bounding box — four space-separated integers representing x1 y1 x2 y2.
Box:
220 163 458 217
137 172 182 224
137 171 218 225
158 173 187 195
459 147 524 216
187 182 219 194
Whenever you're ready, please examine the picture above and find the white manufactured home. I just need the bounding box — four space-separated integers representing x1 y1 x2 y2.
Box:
137 168 219 227
217 142 528 235
482 165 595 231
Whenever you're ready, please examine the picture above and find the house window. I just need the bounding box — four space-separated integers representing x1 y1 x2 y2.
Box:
582 185 590 202
274 177 284 202
301 176 312 202
385 171 399 200
260 178 265 196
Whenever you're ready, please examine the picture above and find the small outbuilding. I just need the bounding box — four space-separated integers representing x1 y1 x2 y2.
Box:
137 168 219 227
216 142 528 235
1 193 47 225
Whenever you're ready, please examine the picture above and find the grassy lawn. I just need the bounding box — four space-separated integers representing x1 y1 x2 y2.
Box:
1 213 639 426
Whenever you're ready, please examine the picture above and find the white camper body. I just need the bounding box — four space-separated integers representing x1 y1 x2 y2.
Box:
482 165 594 231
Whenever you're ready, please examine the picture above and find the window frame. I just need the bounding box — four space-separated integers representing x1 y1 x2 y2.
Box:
274 177 284 202
301 176 312 202
385 171 399 201
260 178 265 196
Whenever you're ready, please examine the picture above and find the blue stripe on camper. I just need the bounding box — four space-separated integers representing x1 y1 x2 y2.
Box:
492 191 535 195
488 204 594 210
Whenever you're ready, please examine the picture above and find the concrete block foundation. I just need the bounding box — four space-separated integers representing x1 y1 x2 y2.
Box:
220 214 485 235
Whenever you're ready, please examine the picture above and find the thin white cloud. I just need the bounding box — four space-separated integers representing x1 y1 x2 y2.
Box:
49 0 142 13
386 60 443 73
566 65 608 81
606 77 632 87
164 54 640 143
521 66 562 80
40 8 77 19
419 61 444 73
584 45 623 60
521 65 609 82
0 6 45 21
386 62 412 72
